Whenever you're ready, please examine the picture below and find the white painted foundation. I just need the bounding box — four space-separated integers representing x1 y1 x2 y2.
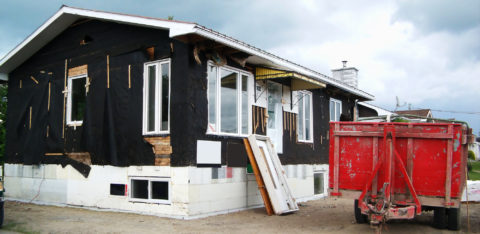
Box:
4 163 329 219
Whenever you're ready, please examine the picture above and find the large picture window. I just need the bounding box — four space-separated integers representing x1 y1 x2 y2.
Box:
143 59 170 135
298 91 313 142
67 75 87 126
330 98 342 121
207 62 252 136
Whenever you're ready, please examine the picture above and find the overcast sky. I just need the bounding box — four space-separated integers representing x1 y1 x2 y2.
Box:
1 0 479 133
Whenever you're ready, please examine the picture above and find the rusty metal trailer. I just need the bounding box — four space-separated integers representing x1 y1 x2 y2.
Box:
328 122 471 230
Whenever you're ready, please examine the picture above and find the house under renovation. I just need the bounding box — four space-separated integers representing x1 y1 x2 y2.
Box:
0 6 373 218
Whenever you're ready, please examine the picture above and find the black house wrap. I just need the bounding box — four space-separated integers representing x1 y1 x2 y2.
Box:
5 18 361 176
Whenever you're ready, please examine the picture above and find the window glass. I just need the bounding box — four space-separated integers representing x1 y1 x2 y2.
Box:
71 77 86 122
336 102 341 121
147 65 156 132
151 181 169 200
143 60 170 135
220 69 238 133
161 63 169 131
207 66 217 132
314 173 324 195
207 63 251 136
304 93 311 141
330 100 335 121
298 96 304 140
131 179 148 199
241 75 249 134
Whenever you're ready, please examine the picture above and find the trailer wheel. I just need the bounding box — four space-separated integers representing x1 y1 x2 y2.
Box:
433 207 447 229
447 207 461 230
354 200 368 224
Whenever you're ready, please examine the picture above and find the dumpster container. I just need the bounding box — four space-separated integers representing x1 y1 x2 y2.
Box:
329 122 470 230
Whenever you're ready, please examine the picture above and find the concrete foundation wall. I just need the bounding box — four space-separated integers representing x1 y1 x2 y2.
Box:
4 163 329 218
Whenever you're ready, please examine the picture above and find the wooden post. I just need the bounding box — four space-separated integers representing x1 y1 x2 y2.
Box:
128 64 131 89
62 59 67 139
243 138 274 216
107 55 110 89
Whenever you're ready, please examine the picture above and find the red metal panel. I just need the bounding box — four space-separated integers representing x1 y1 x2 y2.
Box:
329 122 466 204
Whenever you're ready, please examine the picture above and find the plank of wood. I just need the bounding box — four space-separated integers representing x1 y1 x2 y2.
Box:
243 138 273 216
107 55 110 89
30 76 39 84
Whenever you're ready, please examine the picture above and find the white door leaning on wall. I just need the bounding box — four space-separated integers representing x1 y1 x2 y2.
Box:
267 81 283 154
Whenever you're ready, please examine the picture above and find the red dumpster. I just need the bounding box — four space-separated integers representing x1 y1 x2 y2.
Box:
328 122 469 230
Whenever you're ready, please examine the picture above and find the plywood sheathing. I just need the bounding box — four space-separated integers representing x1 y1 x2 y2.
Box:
155 155 170 166
68 65 88 77
144 136 172 166
67 152 92 165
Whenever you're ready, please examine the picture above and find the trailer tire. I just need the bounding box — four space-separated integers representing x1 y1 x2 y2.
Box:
447 207 461 230
433 207 447 229
354 200 368 224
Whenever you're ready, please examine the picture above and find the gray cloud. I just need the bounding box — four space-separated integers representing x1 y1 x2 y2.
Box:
393 0 480 34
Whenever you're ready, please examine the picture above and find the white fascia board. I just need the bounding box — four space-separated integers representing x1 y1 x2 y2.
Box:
0 73 7 81
61 7 196 38
193 27 374 100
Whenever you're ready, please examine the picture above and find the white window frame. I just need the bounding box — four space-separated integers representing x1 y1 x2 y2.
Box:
142 59 171 135
207 61 253 137
297 91 313 143
128 176 171 204
66 74 87 126
330 98 342 121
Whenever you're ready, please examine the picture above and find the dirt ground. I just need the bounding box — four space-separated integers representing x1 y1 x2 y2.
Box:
2 198 479 234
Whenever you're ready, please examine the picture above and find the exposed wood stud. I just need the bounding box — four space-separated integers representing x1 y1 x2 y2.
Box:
30 76 39 84
48 82 51 111
46 125 49 138
128 65 131 89
283 112 286 130
45 153 63 156
107 55 110 88
62 59 67 139
19 80 22 88
29 106 32 129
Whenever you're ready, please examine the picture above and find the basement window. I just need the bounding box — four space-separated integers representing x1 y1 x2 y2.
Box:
313 172 325 195
67 75 87 126
143 59 170 135
207 62 252 136
110 184 126 196
129 177 170 204
298 91 313 142
330 98 342 121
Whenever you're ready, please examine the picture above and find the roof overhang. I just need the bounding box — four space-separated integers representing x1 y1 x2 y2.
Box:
255 67 326 90
0 6 374 101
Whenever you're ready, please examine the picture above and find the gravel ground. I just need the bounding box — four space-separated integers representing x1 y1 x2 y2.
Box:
1 197 479 233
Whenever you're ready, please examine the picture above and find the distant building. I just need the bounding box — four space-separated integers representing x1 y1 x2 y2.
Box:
395 109 433 118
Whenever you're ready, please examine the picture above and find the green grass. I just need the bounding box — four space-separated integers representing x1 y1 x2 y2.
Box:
1 222 39 234
468 160 480 181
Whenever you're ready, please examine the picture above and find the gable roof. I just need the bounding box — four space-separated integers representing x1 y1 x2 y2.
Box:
0 6 373 100
395 109 432 118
